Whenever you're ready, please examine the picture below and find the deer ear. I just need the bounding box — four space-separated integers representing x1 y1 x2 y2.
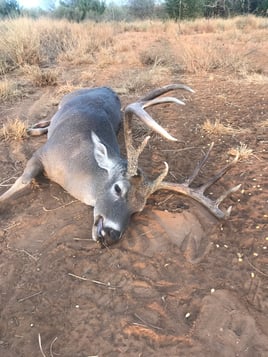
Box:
91 131 113 172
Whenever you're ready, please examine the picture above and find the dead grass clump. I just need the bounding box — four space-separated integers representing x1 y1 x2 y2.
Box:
0 79 20 103
202 119 244 136
0 18 41 73
260 119 268 128
121 64 171 95
228 143 253 160
140 39 174 67
22 65 58 87
0 118 28 141
56 83 81 99
0 18 116 72
169 16 268 36
176 38 250 75
38 20 73 63
202 119 234 135
54 83 81 105
58 21 115 65
235 15 260 31
118 21 151 33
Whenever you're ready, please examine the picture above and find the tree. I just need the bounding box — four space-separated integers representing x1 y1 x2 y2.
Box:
204 0 231 17
55 0 106 21
128 0 155 19
254 0 268 14
0 0 20 17
165 0 204 20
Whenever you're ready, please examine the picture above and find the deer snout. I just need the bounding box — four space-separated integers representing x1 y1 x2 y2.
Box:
93 216 122 246
99 227 122 246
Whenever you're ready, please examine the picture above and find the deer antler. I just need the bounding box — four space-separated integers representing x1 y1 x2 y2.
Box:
150 143 241 219
124 84 240 219
124 84 194 176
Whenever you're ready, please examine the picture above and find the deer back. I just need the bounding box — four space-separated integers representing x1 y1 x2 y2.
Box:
37 87 123 205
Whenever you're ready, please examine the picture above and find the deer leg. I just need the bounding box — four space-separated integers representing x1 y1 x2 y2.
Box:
0 155 43 202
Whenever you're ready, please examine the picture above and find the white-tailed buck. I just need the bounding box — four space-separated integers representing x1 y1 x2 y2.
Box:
0 84 240 246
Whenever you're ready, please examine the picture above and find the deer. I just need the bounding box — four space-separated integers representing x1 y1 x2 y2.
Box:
0 84 241 246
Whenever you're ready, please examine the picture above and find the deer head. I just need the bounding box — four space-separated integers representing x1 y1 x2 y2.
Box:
92 83 241 247
92 84 193 246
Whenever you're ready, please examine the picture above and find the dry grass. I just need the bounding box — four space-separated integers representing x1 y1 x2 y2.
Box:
202 119 250 136
164 15 268 36
228 143 253 160
0 79 20 103
260 119 268 128
119 64 171 95
0 118 28 141
22 65 58 87
174 37 251 75
0 16 267 79
0 18 41 73
0 18 116 73
56 83 80 95
57 21 115 65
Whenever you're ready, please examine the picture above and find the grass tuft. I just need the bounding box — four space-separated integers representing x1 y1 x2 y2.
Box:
202 119 237 136
22 65 58 87
0 118 28 141
228 143 253 160
0 79 20 103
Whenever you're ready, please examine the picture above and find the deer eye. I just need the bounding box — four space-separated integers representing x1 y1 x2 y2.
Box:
114 184 122 196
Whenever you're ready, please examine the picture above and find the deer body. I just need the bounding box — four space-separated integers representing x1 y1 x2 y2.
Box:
39 87 122 206
0 84 240 246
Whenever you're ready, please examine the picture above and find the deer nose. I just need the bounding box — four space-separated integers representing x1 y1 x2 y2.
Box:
107 228 121 242
98 226 122 246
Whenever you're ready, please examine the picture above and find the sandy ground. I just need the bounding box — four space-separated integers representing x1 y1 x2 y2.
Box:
0 31 268 357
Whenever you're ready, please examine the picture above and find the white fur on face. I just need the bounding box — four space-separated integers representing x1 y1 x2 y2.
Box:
103 218 121 232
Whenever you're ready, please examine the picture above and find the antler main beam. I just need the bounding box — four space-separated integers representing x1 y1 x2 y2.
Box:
124 84 194 176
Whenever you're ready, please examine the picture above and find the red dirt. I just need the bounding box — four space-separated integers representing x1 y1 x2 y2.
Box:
0 60 267 356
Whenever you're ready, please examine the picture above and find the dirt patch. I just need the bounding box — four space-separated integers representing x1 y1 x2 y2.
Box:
0 33 268 357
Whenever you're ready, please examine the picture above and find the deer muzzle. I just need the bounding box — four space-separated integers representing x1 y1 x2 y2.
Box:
93 215 122 246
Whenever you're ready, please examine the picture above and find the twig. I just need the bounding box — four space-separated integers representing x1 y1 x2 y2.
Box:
20 249 38 262
90 279 116 289
18 291 43 303
162 146 201 152
68 272 117 289
0 176 18 187
73 237 91 241
140 230 152 237
156 194 174 206
49 337 58 357
4 222 21 231
245 257 268 278
133 322 149 328
68 273 89 281
38 334 47 357
43 200 78 212
134 313 163 331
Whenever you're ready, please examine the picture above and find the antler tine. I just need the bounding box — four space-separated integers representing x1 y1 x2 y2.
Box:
124 110 151 176
185 142 214 186
125 102 178 142
147 162 169 195
139 83 194 102
142 96 185 109
124 83 194 177
151 146 241 219
124 101 178 176
199 152 240 194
